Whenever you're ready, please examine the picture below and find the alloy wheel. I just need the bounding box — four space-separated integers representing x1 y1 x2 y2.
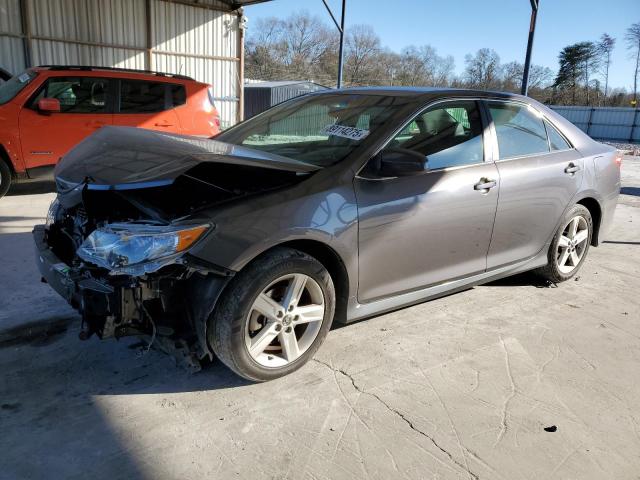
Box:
244 273 325 368
556 215 589 274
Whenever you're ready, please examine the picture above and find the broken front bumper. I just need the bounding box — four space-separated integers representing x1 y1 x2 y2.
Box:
34 224 233 366
34 224 117 322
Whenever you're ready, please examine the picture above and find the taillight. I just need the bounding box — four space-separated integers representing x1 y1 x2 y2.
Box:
614 152 623 168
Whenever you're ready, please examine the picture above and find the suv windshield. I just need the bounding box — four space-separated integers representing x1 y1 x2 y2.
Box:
0 70 38 105
216 93 411 166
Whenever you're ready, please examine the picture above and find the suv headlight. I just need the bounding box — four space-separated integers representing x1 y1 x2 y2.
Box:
77 223 210 276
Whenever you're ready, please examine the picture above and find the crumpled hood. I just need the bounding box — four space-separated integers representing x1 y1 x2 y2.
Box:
54 126 320 190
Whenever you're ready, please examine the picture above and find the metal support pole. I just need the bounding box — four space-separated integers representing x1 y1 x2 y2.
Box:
19 0 32 68
145 0 153 70
321 0 346 89
238 11 245 124
337 0 346 89
521 0 539 96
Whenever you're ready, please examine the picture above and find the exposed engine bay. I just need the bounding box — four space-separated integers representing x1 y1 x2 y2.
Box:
36 127 317 371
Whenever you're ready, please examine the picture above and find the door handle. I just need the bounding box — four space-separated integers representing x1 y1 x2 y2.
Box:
474 178 497 191
564 163 580 174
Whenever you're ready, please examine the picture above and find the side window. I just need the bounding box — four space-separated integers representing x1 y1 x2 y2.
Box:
171 84 186 107
31 77 108 113
489 102 549 159
545 120 571 151
120 80 166 113
387 100 484 170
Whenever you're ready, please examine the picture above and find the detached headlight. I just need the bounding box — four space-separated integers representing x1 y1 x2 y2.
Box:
77 223 210 276
45 198 61 228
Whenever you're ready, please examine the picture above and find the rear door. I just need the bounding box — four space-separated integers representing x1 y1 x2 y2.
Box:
113 79 181 133
484 100 583 269
18 75 113 169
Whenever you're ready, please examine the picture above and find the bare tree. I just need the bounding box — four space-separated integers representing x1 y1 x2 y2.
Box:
598 33 616 103
245 10 634 107
376 50 402 85
245 17 287 80
344 25 381 85
464 48 501 90
282 12 333 78
501 61 552 93
394 45 454 87
625 22 640 105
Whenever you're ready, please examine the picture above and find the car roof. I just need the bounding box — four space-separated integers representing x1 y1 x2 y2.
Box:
32 65 199 83
323 86 525 101
323 86 596 151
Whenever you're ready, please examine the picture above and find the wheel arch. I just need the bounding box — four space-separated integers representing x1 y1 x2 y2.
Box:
576 197 602 246
249 239 350 324
0 144 16 175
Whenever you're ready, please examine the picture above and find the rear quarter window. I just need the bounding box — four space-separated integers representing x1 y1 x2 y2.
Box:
171 84 186 107
120 80 166 113
545 120 572 151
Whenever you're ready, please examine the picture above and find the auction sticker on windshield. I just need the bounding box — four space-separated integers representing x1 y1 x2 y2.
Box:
322 124 369 141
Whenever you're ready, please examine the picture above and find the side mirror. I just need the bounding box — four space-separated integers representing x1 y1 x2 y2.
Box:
378 148 425 177
37 98 61 114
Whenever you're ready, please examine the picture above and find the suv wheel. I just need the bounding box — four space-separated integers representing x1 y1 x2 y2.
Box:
0 160 12 199
208 247 335 382
536 204 593 283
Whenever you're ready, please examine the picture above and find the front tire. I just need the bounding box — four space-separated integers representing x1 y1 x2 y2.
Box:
208 247 335 382
0 160 12 199
536 204 593 283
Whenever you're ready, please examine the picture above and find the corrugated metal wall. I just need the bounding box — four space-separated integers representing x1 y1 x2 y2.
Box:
0 0 25 74
550 105 640 142
0 0 241 127
151 0 240 128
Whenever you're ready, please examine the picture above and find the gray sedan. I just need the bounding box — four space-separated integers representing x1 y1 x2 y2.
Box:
35 88 621 381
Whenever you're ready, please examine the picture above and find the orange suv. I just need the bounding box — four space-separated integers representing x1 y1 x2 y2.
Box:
0 65 221 198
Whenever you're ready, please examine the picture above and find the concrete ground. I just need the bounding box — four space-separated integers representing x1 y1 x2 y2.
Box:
1 159 639 480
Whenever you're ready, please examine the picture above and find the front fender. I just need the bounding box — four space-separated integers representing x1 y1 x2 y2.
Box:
187 185 359 289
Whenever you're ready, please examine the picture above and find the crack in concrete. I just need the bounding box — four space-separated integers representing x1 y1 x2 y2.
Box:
313 359 480 480
494 336 516 447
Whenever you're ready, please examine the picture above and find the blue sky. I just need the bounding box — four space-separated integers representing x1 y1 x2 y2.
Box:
245 0 639 90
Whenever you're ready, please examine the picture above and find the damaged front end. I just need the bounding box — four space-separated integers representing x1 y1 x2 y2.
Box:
35 186 232 371
34 127 318 370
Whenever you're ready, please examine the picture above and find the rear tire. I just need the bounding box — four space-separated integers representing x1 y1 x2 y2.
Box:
0 160 12 199
535 204 592 283
208 247 335 382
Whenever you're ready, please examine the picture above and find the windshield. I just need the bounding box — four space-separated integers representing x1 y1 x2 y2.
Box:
216 93 412 166
0 70 38 105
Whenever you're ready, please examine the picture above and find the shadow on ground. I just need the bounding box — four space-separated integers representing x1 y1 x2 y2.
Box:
7 181 57 196
484 271 556 288
621 186 639 196
0 317 251 478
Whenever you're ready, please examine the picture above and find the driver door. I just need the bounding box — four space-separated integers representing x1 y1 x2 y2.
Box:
354 100 500 302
